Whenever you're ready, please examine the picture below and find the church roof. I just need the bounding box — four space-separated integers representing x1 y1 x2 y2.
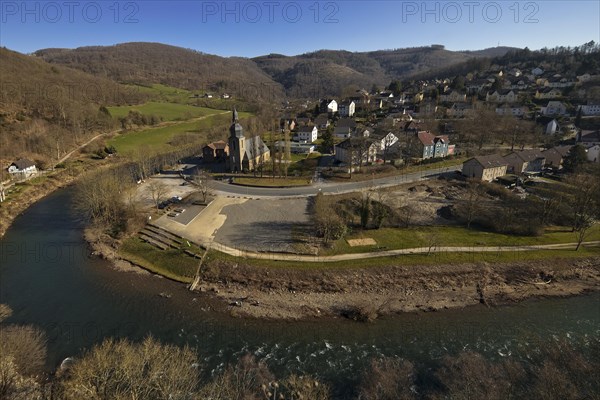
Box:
244 136 270 159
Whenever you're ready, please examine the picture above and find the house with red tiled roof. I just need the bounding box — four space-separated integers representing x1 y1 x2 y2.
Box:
417 131 451 159
202 140 229 163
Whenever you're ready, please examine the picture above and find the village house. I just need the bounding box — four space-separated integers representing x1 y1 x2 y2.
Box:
503 149 546 174
416 100 438 117
202 140 229 162
417 131 451 160
314 114 330 130
295 117 311 126
338 100 356 117
486 89 518 103
465 78 491 94
227 108 270 172
545 76 575 88
585 144 600 163
545 119 560 135
542 145 572 169
439 90 467 103
334 126 353 139
295 125 318 143
446 103 474 118
535 87 562 99
577 130 600 145
319 99 338 114
334 137 378 166
7 158 37 180
541 101 568 116
577 104 600 116
462 155 508 181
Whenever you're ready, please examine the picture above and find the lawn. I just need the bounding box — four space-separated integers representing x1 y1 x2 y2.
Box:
107 102 220 121
108 111 249 154
207 246 600 270
119 237 200 282
232 176 311 187
322 224 600 256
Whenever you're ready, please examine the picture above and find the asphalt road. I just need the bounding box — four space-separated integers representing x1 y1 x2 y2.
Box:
209 164 462 198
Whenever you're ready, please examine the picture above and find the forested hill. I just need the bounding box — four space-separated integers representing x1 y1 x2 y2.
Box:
0 47 147 165
34 42 286 101
35 42 517 98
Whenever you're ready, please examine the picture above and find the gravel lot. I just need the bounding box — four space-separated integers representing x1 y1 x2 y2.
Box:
215 198 313 253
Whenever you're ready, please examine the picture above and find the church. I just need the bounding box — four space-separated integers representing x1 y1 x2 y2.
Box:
227 107 270 172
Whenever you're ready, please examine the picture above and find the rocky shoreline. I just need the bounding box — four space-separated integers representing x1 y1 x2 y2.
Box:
194 256 600 321
80 213 600 323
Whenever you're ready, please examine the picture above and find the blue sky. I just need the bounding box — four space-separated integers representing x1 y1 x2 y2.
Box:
1 1 598 56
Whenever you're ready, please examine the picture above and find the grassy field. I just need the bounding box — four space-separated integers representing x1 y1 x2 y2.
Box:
108 111 250 154
207 246 600 270
322 225 600 255
125 83 192 103
232 176 311 187
107 102 220 121
119 237 199 282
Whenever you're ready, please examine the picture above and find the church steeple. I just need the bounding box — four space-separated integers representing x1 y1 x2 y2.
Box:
230 106 244 138
232 106 239 123
228 106 245 172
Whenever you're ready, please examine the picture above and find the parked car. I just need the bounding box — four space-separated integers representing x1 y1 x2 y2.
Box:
167 212 180 217
173 208 185 213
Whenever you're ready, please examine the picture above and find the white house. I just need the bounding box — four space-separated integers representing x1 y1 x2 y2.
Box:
585 144 600 163
577 104 600 116
320 99 338 114
7 159 37 180
541 101 568 116
373 132 399 153
334 138 378 166
296 125 318 143
486 89 518 103
545 119 559 135
338 100 356 117
334 126 353 139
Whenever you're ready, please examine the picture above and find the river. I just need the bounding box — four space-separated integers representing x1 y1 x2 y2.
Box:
0 187 598 396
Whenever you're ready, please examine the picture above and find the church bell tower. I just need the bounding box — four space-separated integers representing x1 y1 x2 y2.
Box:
228 107 245 172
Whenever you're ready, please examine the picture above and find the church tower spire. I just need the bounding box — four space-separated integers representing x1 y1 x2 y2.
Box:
228 106 245 172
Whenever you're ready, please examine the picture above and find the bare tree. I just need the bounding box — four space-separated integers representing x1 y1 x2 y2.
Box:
60 337 200 400
147 180 168 210
458 179 485 229
357 357 417 400
0 324 47 377
567 173 600 250
191 169 213 203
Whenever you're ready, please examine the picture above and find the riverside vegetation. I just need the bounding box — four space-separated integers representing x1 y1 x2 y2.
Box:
1 304 598 400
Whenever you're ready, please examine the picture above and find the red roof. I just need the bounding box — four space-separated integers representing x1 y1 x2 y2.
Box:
417 131 448 146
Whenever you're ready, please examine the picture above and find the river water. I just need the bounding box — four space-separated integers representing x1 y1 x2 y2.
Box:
1 188 598 396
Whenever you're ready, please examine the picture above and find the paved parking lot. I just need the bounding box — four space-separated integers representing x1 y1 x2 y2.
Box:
214 197 312 252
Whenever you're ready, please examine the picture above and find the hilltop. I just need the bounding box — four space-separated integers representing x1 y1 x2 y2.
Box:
34 42 518 98
0 47 148 165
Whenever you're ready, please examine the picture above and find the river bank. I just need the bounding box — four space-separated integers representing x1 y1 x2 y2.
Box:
194 256 600 321
84 222 600 322
0 169 78 239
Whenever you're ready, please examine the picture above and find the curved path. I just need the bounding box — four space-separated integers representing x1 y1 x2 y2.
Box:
203 240 600 263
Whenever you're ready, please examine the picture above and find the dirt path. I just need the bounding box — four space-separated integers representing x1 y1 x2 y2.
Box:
201 240 600 262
